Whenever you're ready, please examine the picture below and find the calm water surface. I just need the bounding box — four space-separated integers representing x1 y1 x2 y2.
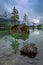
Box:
0 29 43 65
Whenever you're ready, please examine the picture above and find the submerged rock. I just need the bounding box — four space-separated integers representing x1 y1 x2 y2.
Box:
20 43 37 58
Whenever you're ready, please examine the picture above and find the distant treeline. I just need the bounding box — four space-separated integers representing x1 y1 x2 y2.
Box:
37 24 43 30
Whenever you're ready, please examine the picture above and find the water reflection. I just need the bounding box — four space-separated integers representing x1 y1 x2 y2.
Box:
0 29 43 65
11 40 20 54
33 31 39 35
12 33 29 40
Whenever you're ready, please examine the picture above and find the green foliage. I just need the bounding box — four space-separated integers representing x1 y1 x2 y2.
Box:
11 7 19 21
11 16 16 21
11 40 19 53
37 24 43 30
40 25 43 30
23 14 28 23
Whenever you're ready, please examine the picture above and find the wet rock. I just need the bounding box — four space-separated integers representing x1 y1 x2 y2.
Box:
20 43 37 58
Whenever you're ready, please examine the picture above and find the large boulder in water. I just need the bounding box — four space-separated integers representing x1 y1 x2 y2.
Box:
20 43 37 58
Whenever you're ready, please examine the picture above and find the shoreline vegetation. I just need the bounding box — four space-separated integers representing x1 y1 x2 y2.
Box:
37 24 43 31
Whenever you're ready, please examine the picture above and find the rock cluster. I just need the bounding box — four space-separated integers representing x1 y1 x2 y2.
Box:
10 24 29 34
20 43 37 58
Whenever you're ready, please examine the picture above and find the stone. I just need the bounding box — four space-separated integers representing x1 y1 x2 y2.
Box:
10 24 29 34
20 43 37 58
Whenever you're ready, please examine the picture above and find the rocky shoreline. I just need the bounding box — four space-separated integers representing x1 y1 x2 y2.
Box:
0 48 39 65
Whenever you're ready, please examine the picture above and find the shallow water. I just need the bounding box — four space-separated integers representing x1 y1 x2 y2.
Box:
0 29 43 65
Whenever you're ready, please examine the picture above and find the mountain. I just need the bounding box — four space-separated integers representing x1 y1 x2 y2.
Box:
0 18 11 24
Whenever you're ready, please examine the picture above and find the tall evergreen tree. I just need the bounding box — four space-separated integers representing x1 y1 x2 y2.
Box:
23 14 28 24
11 7 19 21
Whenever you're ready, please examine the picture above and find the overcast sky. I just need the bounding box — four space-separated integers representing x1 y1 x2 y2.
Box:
0 0 43 24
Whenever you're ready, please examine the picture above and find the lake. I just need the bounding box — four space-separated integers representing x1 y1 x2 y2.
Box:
0 29 43 65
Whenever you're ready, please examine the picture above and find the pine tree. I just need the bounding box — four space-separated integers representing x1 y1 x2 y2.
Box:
23 14 28 24
11 7 19 21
